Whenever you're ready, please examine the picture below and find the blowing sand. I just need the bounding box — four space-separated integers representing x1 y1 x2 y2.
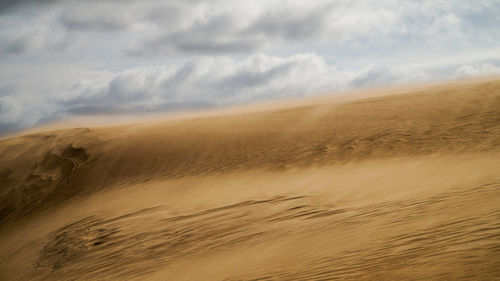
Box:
0 79 499 280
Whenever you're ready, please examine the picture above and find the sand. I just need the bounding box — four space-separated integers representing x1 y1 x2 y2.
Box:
0 79 499 280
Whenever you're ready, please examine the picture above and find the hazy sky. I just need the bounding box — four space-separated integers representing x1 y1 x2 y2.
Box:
1 0 500 134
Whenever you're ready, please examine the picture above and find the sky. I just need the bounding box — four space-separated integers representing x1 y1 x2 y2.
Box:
1 0 500 134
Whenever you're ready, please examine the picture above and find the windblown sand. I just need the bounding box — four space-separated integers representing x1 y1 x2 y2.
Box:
1 79 499 280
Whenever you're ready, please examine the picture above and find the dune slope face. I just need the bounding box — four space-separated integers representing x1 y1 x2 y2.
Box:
0 80 500 280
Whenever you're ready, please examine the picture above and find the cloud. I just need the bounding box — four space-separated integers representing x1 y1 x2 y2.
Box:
243 3 333 41
132 31 261 56
0 95 37 134
0 4 69 56
455 63 500 79
350 66 430 88
0 26 68 55
2 0 499 57
58 2 140 32
0 0 59 14
60 13 128 32
129 1 399 56
126 0 500 57
1 0 500 135
61 53 348 114
128 5 261 56
0 53 426 134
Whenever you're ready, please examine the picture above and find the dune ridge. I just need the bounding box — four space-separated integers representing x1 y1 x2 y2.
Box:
1 79 500 280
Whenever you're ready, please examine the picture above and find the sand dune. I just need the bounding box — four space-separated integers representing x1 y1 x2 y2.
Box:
1 79 500 280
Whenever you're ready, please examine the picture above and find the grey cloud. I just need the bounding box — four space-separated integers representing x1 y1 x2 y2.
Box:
0 0 59 14
146 3 190 27
58 2 137 32
2 37 30 54
5 0 499 57
131 14 260 56
126 1 420 57
0 15 69 56
129 2 334 56
139 36 260 56
60 14 128 32
243 3 334 41
0 31 68 56
0 85 14 97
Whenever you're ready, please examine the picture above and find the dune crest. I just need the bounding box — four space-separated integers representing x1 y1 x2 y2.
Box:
1 79 500 280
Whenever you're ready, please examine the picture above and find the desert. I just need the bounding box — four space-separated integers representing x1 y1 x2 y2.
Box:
1 79 499 280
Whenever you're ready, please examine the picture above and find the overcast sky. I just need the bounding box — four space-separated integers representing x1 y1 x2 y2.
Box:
1 0 500 134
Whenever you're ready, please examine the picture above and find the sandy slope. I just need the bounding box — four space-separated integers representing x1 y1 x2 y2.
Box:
0 79 500 280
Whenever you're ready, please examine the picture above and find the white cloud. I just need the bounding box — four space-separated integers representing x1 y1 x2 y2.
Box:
455 63 500 79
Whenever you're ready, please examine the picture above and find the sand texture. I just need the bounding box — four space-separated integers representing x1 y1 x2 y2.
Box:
1 79 500 280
